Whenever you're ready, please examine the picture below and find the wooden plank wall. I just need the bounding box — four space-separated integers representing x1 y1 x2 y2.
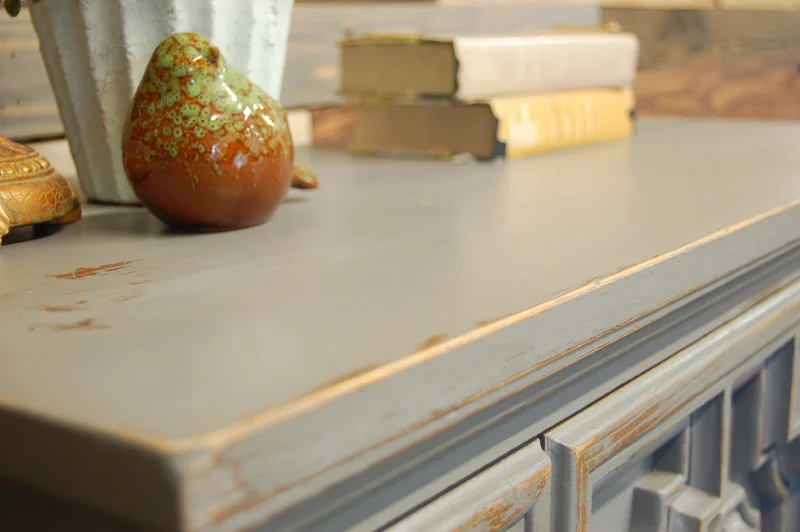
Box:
0 10 62 141
603 2 800 120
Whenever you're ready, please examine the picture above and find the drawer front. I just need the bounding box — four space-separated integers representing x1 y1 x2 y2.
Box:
545 280 800 532
386 442 550 532
791 334 800 440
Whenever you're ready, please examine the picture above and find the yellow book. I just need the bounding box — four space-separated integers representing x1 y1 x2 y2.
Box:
348 88 635 160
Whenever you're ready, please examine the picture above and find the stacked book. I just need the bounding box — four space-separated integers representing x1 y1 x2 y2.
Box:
339 28 640 160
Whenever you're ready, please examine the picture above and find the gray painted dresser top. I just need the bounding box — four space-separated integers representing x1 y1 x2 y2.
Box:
3 116 800 440
1 118 800 527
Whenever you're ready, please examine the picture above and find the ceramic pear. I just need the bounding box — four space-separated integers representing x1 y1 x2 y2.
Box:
122 32 316 231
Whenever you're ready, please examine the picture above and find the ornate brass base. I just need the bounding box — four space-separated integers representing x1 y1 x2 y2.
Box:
0 136 81 246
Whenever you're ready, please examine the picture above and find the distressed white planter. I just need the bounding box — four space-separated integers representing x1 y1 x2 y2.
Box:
29 0 294 204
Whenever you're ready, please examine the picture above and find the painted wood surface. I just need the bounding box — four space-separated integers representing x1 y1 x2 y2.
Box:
5 251 800 531
269 238 800 531
545 279 800 531
3 119 800 530
384 442 550 532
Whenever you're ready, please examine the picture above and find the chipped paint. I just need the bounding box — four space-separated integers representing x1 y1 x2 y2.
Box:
553 301 800 532
461 500 522 532
418 333 447 351
211 392 549 527
48 260 139 280
103 198 800 465
453 466 550 532
0 289 35 300
89 279 800 530
194 230 740 456
304 365 382 398
115 292 144 302
475 314 513 328
30 319 109 331
40 305 76 312
206 277 736 527
3 195 796 531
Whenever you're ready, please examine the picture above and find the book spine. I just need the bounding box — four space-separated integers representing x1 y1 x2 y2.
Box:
453 34 639 99
491 88 635 158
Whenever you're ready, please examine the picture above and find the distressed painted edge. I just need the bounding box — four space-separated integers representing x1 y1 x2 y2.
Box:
174 197 800 452
544 280 800 532
162 200 800 531
4 130 800 530
384 442 550 532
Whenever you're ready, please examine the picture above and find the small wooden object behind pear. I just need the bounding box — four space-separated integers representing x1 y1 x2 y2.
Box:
122 32 317 232
0 136 82 246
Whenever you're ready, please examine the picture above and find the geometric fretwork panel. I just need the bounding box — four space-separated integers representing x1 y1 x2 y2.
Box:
729 342 800 532
545 299 800 532
386 288 800 532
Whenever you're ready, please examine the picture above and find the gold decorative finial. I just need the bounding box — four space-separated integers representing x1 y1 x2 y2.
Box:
0 135 82 246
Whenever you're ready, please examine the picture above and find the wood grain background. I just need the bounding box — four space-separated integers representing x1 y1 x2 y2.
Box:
0 10 63 141
604 7 800 119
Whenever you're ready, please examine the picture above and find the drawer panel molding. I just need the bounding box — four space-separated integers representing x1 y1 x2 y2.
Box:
545 278 800 532
386 442 550 532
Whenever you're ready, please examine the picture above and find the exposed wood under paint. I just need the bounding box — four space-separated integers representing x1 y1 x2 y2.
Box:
546 284 800 531
2 119 800 530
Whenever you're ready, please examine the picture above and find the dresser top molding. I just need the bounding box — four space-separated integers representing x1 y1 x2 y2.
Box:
2 118 800 529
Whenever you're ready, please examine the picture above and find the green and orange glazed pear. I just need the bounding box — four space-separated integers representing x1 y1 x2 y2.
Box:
122 32 315 231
